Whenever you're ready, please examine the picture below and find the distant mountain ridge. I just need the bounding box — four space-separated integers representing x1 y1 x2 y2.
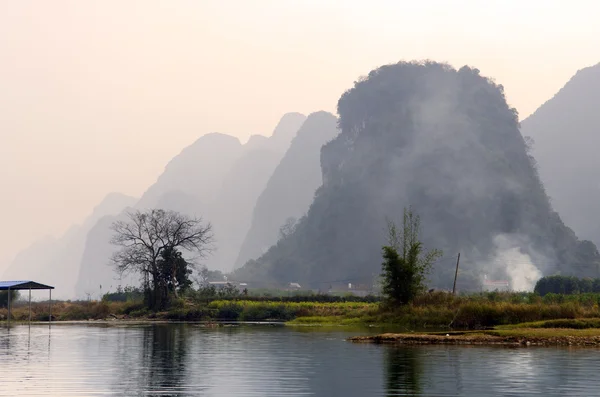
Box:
521 62 600 248
74 112 307 298
2 192 137 299
134 132 244 212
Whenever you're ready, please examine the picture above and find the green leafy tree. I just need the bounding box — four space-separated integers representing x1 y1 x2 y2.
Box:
157 246 193 300
0 290 19 308
381 207 442 305
195 266 225 286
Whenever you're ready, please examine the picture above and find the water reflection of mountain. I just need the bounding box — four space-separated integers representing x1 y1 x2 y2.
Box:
184 326 385 396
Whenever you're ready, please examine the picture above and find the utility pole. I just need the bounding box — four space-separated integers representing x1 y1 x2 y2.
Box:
452 253 461 296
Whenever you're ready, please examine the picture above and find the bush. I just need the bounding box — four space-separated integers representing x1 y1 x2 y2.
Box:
164 307 211 321
59 301 112 320
129 308 150 318
239 303 295 321
120 301 146 315
0 290 19 308
211 301 244 320
102 286 144 302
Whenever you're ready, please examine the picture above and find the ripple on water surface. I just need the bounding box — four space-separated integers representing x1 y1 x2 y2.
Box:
2 324 600 396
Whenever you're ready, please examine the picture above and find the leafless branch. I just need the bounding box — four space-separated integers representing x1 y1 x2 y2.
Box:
109 209 215 280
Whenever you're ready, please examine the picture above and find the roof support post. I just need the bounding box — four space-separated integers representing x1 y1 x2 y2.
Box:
29 287 32 324
49 289 52 325
7 287 11 326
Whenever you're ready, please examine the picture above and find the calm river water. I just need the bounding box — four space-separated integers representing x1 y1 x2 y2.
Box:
2 323 600 396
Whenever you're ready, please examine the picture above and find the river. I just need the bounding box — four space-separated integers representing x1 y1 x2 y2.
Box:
1 323 600 396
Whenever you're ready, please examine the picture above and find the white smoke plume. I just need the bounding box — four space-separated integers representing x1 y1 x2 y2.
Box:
486 234 543 292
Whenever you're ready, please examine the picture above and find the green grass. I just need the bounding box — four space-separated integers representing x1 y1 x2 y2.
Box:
488 327 600 338
497 318 600 330
207 300 378 321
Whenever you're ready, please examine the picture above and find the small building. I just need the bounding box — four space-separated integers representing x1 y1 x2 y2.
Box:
0 280 55 323
288 282 302 290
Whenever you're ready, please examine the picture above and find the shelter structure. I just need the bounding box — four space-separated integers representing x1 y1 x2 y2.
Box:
0 280 54 324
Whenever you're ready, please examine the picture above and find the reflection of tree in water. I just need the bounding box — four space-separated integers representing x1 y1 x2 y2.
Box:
385 346 422 396
142 324 188 393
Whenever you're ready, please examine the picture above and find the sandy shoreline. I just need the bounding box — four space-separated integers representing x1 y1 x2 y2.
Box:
348 332 600 347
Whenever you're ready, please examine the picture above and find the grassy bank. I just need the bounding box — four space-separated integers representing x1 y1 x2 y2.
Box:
0 300 143 322
0 299 378 323
4 292 600 330
287 291 600 328
349 327 600 346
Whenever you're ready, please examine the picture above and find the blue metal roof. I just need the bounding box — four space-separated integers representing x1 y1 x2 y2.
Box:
0 280 54 290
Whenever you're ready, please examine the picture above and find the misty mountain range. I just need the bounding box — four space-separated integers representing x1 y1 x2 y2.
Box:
74 112 316 298
4 61 600 298
521 63 600 249
232 61 600 291
2 193 137 298
3 111 338 299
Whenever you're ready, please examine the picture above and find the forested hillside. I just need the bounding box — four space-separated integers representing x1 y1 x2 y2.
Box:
234 61 600 291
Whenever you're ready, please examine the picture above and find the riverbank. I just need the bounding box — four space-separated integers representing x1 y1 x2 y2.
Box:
0 299 379 323
349 330 600 346
349 318 600 346
4 292 600 330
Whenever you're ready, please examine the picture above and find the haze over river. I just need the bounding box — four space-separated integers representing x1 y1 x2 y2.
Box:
1 323 600 396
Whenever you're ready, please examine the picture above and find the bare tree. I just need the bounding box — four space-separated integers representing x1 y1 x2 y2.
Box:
110 209 214 309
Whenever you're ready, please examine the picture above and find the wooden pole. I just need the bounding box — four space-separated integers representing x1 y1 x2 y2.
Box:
452 253 461 296
29 288 32 324
7 287 10 325
49 290 52 324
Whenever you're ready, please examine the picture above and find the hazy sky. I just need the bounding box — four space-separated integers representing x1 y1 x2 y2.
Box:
0 0 598 270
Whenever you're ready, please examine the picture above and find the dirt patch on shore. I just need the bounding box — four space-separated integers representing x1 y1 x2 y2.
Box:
348 331 600 347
